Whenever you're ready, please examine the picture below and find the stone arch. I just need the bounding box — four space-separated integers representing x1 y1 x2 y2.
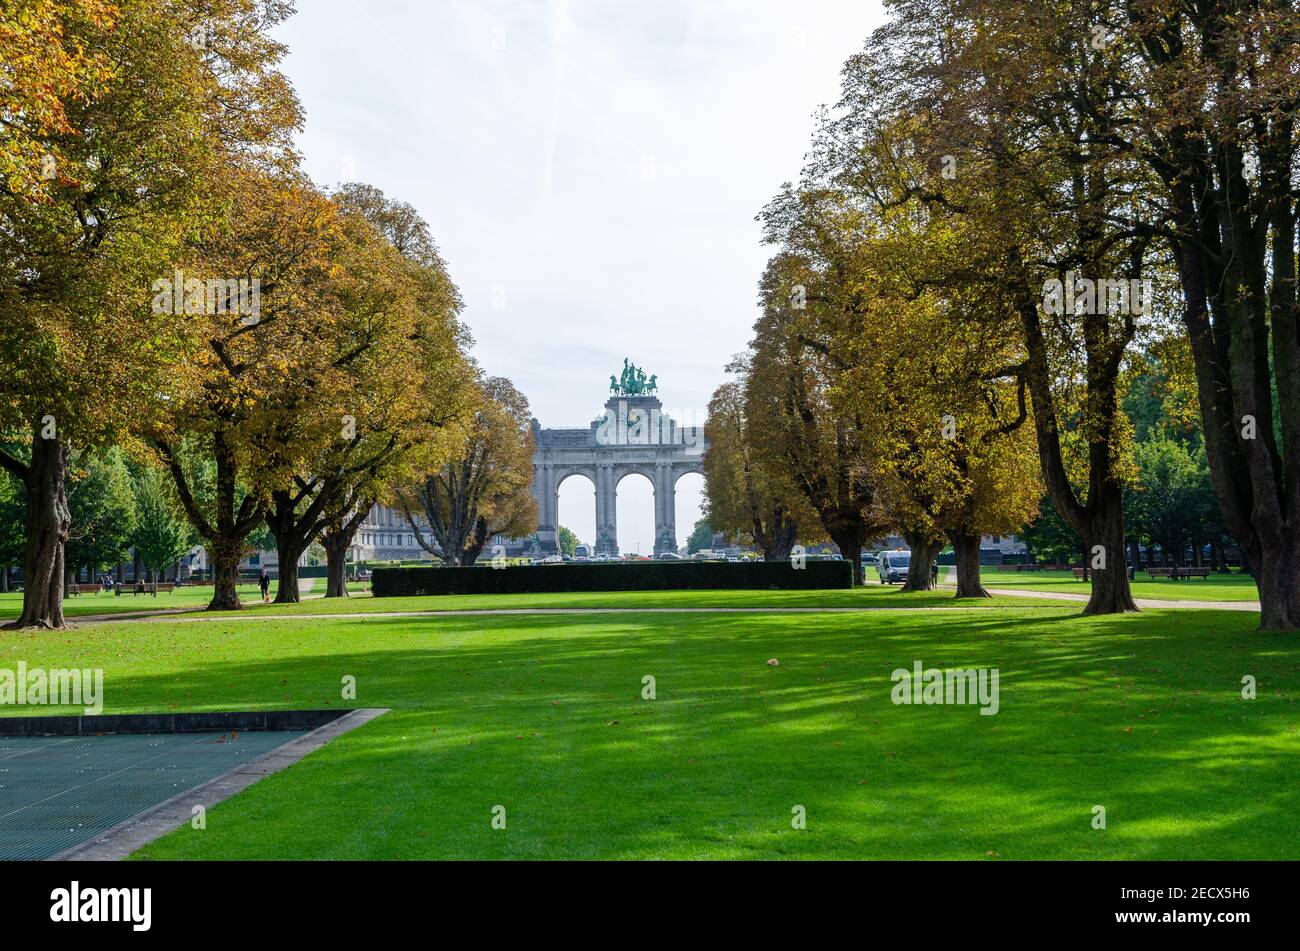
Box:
530 391 710 557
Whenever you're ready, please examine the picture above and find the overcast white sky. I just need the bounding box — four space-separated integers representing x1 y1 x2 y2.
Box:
276 0 883 552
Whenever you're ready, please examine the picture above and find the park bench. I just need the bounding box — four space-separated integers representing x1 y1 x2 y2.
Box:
1147 567 1211 581
1009 563 1043 572
115 581 178 596
1071 567 1087 579
66 584 104 596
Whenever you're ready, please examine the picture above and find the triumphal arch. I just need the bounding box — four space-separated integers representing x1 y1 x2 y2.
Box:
530 361 707 556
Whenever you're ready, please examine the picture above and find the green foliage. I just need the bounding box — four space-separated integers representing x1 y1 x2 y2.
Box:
65 448 137 573
131 468 195 575
1019 495 1081 565
556 525 579 557
1125 438 1216 563
687 518 712 554
0 470 23 567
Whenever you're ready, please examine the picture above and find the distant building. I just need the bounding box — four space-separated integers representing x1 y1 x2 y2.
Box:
346 503 432 563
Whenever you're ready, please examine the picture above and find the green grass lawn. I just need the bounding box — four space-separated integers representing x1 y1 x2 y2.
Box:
0 579 364 619
0 566 1257 624
0 584 271 618
0 581 1055 621
969 568 1261 602
195 584 1053 616
1 591 1294 859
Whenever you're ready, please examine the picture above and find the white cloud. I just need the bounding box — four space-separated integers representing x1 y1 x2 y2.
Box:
277 0 884 552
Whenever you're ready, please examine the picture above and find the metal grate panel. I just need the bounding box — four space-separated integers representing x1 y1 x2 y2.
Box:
0 731 304 860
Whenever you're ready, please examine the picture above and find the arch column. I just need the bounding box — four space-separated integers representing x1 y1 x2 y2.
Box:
595 462 618 555
654 462 676 556
533 463 559 553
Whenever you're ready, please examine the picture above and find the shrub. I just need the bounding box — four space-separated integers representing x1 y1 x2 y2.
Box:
372 560 852 596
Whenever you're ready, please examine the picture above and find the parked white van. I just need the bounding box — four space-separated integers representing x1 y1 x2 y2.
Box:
878 550 911 584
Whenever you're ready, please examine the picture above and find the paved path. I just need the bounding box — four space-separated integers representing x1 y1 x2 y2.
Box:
938 583 1261 612
107 605 1011 623
62 595 1263 625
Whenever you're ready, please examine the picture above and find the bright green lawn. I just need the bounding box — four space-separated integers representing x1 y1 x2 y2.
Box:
0 580 366 619
967 568 1261 602
0 593 1293 859
0 584 272 618
0 566 1258 624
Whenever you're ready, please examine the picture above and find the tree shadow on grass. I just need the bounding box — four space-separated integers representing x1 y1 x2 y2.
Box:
5 607 1292 860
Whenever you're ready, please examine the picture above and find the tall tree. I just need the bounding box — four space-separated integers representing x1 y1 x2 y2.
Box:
744 244 890 584
131 467 195 587
1109 0 1300 627
150 170 346 610
829 0 1164 611
1127 437 1206 568
312 184 474 598
704 371 817 561
401 376 538 566
0 0 300 627
64 448 137 582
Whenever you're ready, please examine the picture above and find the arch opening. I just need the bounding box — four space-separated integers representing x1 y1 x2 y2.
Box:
555 471 596 556
615 471 655 557
673 471 705 553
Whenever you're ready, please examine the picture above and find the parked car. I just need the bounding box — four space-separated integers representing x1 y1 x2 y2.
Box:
878 550 911 584
658 552 683 560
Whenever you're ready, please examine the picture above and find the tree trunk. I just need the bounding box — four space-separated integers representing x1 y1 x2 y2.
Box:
267 507 305 605
324 535 350 598
462 516 491 567
949 529 990 598
321 500 374 598
1081 494 1137 614
827 522 866 585
207 537 243 611
900 532 943 591
275 551 300 604
763 519 797 562
6 435 71 630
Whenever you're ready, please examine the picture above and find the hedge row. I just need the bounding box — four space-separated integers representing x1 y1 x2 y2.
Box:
372 559 853 596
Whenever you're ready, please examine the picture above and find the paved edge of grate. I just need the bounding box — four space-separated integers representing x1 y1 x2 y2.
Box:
0 709 356 737
45 708 390 861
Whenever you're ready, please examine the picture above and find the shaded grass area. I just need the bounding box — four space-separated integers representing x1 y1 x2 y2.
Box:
1 603 1294 859
0 580 366 620
0 584 275 618
973 568 1260 602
